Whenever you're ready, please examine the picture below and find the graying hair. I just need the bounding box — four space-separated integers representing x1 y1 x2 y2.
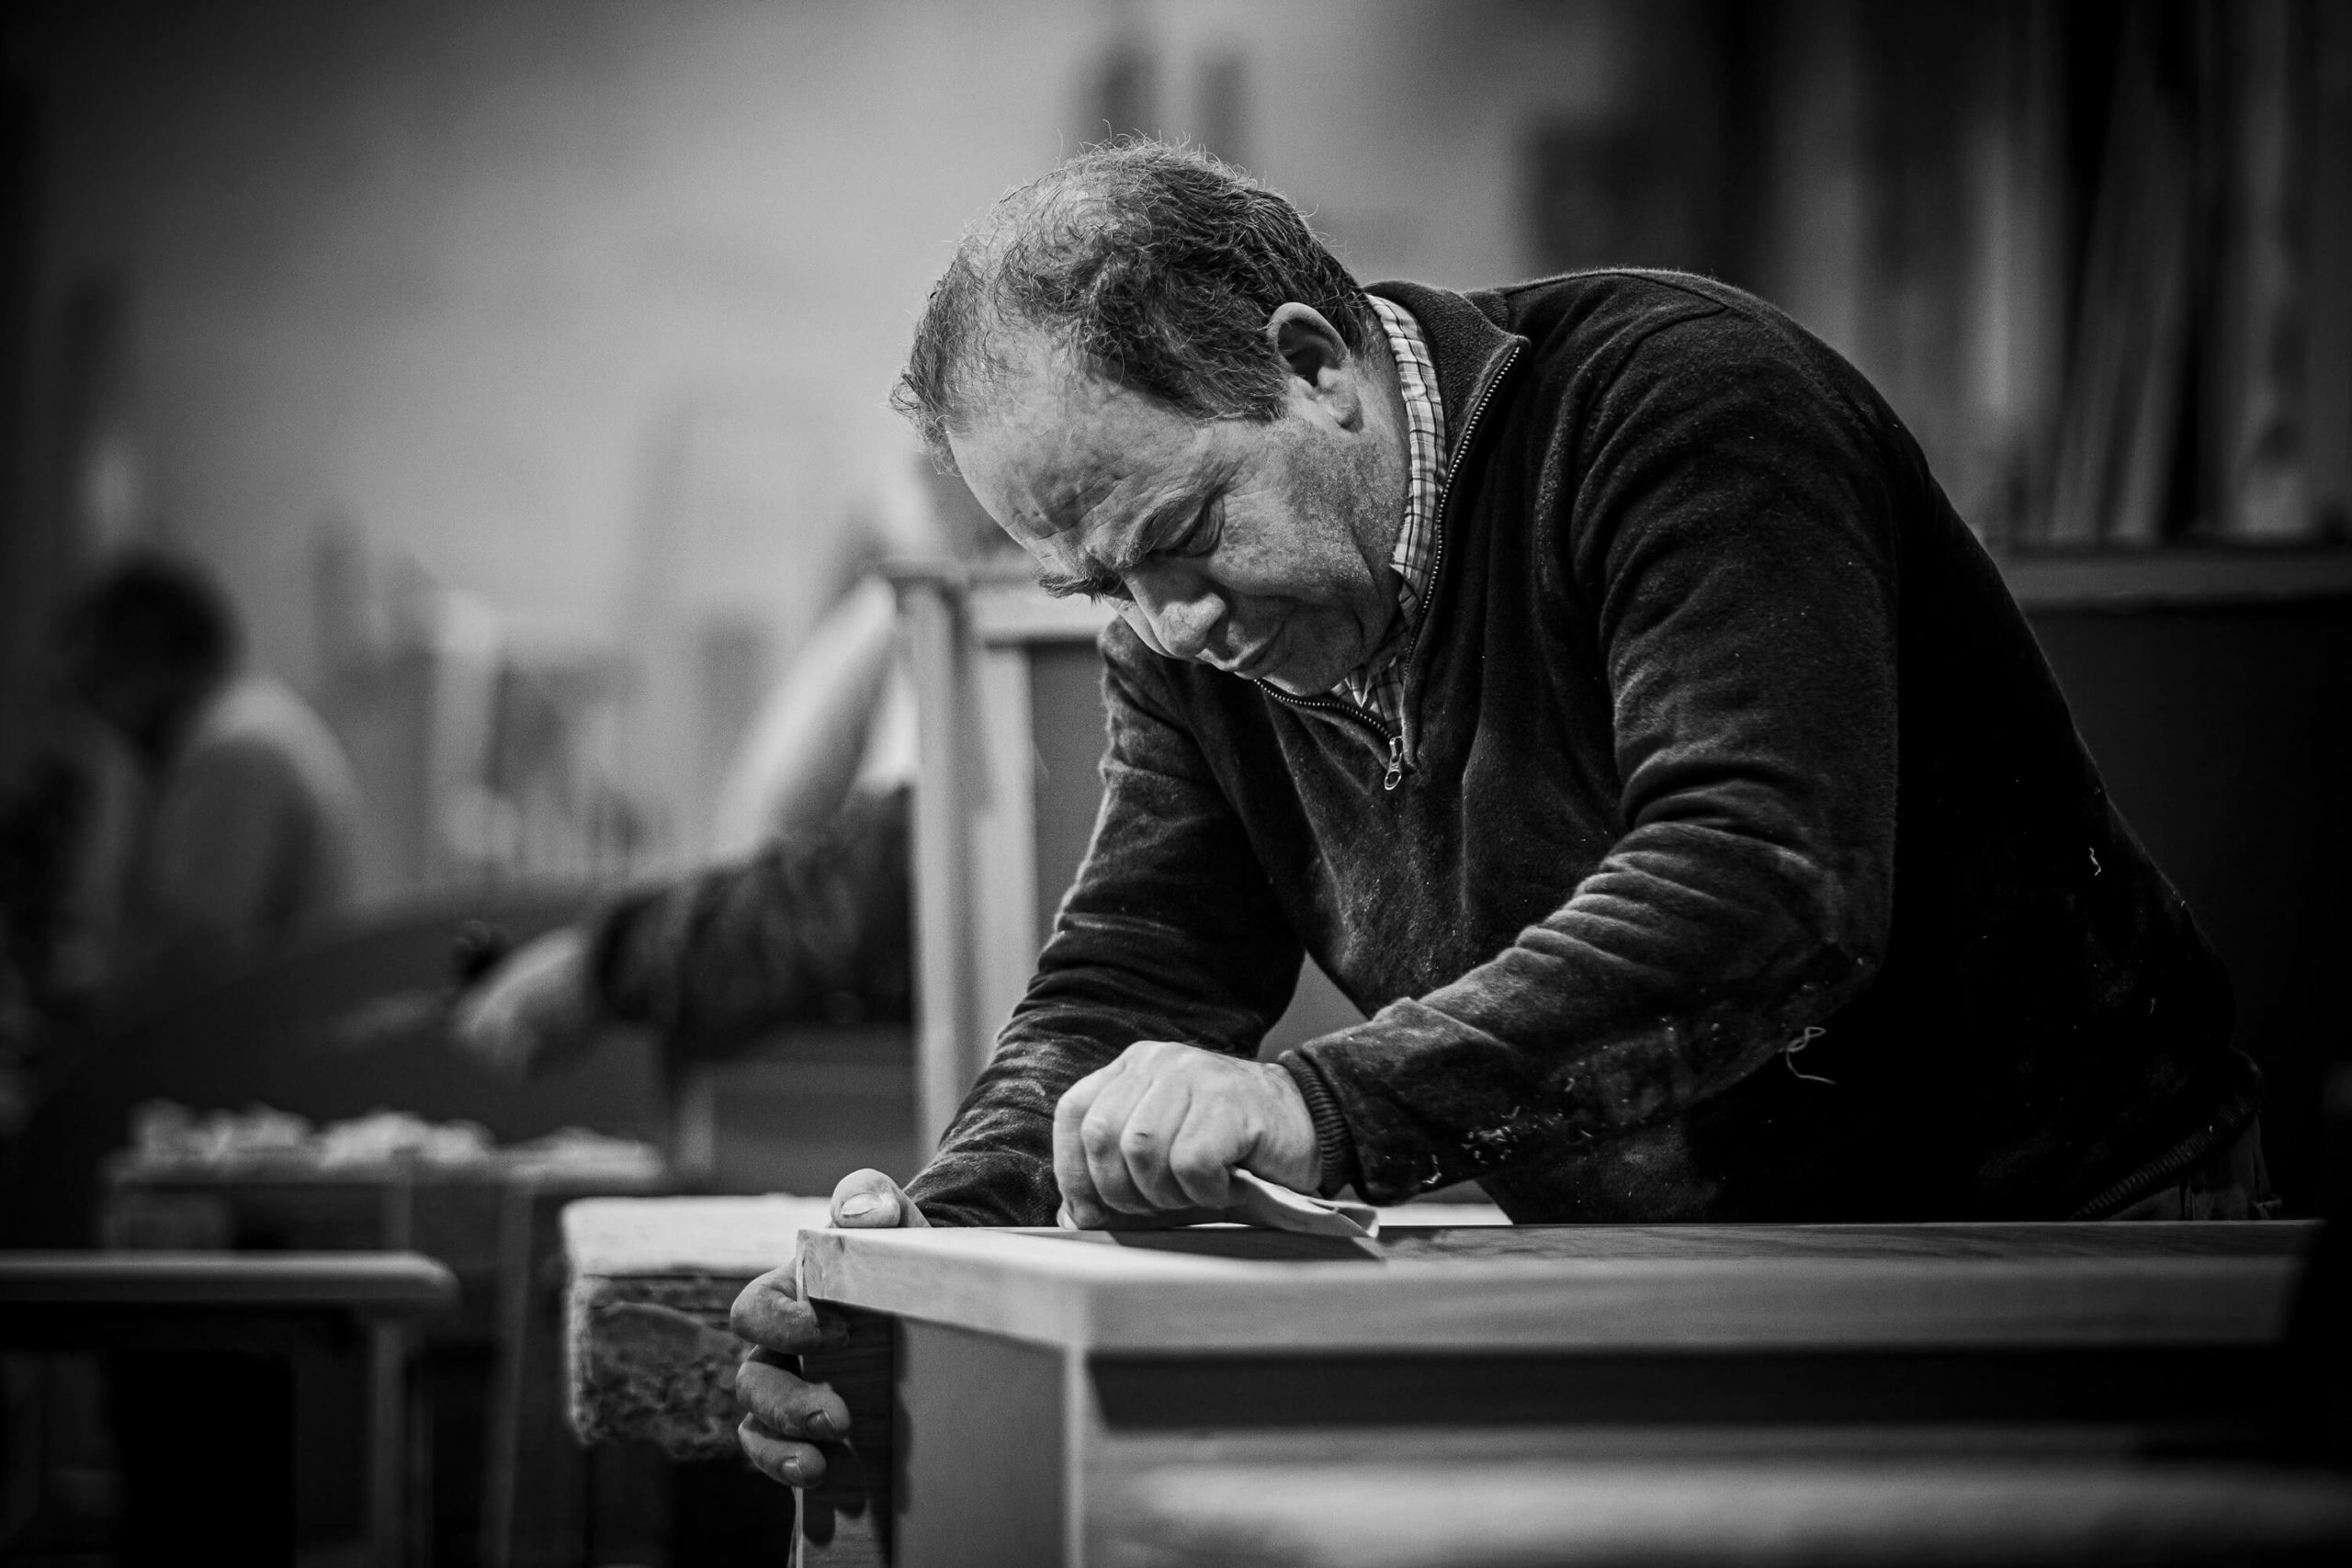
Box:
891 141 1375 467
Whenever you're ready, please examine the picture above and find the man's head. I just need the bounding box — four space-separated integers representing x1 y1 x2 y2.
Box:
57 550 239 763
895 143 1411 695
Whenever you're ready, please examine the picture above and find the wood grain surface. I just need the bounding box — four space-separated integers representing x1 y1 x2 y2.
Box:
796 1223 2313 1354
563 1193 832 1278
1096 1459 2352 1568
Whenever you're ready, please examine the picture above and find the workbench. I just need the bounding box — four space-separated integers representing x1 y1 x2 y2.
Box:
0 1250 456 1567
100 1145 669 1568
560 1205 2346 1567
788 1220 2338 1567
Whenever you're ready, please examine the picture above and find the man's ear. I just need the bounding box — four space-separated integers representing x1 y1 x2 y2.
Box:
1265 303 1362 423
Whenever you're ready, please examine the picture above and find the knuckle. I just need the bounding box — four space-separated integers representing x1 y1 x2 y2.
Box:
1080 1113 1124 1157
729 1268 801 1339
1170 1145 1223 1182
733 1364 797 1421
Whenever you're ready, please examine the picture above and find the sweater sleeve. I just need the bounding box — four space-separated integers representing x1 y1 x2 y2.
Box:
1293 309 1905 1202
905 639 1306 1227
588 784 914 1058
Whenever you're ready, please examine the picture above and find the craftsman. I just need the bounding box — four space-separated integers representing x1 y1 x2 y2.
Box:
732 143 2267 1486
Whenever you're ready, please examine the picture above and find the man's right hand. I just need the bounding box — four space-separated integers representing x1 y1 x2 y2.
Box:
450 927 615 1077
732 1168 928 1488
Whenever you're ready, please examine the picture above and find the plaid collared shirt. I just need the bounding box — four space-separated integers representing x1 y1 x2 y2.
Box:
1337 295 1447 739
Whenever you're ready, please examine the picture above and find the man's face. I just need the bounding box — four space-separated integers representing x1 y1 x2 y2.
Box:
949 316 1408 696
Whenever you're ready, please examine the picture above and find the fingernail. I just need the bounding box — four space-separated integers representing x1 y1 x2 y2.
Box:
807 1410 836 1439
838 1194 880 1220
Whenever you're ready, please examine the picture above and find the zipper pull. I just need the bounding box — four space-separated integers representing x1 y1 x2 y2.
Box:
1381 732 1405 792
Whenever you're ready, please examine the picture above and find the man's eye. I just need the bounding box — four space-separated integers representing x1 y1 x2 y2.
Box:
1172 502 1223 558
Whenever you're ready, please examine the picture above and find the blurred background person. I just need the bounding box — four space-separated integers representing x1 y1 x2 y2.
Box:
454 569 915 1084
54 549 362 1019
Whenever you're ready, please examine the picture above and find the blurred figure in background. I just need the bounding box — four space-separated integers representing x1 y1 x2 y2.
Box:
57 550 362 1015
455 573 914 1080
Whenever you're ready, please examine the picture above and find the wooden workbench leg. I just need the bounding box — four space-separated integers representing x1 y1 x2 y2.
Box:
368 1321 409 1568
795 1305 896 1567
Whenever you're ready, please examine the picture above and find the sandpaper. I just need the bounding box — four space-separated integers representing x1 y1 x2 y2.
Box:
1058 1169 1379 1237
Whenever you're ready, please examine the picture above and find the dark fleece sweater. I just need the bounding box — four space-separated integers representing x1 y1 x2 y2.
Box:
906 271 2260 1227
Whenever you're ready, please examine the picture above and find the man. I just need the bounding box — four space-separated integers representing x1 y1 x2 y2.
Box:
58 550 361 1008
731 144 2265 1487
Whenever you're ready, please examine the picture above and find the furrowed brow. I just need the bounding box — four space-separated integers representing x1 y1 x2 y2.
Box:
1036 563 1126 600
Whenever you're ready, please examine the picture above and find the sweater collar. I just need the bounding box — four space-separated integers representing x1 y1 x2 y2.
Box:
1364 280 1528 479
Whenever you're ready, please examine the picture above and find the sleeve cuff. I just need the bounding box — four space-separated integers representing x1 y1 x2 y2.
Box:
582 886 662 1026
1278 1051 1360 1199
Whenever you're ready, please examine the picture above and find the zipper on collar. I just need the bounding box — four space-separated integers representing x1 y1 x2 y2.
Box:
1254 682 1396 761
1388 338 1523 778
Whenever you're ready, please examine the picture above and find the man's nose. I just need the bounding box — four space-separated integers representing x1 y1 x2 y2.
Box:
1125 561 1225 661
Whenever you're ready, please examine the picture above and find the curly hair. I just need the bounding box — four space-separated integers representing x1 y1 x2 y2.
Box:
892 141 1374 466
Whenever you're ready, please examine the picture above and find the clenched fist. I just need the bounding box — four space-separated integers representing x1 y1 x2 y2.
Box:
1053 1039 1321 1228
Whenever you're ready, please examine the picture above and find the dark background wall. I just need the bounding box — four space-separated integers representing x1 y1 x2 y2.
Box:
2031 596 2352 1210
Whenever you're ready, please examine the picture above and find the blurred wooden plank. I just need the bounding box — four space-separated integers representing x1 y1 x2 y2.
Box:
2000 547 2352 608
0 1250 455 1311
1099 1459 2352 1568
566 1192 831 1279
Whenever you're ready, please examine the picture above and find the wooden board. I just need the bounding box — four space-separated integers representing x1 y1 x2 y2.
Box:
0 1250 456 1312
796 1222 2312 1355
1097 1459 2352 1568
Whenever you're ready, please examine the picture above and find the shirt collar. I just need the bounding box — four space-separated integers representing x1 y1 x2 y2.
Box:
1337 296 1446 705
1370 295 1447 623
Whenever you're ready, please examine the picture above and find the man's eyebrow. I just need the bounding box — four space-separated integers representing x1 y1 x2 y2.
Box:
1036 563 1125 600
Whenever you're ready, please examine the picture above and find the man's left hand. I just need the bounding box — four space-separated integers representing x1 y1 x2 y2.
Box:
1053 1040 1320 1227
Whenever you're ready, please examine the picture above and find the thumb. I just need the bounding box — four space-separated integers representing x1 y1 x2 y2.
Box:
830 1168 929 1228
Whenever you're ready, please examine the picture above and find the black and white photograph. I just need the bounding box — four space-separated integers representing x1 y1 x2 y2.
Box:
1 3 2347 1564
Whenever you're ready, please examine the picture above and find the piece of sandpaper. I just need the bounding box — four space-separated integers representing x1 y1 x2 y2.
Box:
1057 1169 1379 1237
1224 1170 1380 1235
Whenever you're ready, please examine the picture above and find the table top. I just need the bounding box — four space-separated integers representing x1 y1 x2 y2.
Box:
0 1250 458 1314
564 1194 836 1279
795 1221 2317 1354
